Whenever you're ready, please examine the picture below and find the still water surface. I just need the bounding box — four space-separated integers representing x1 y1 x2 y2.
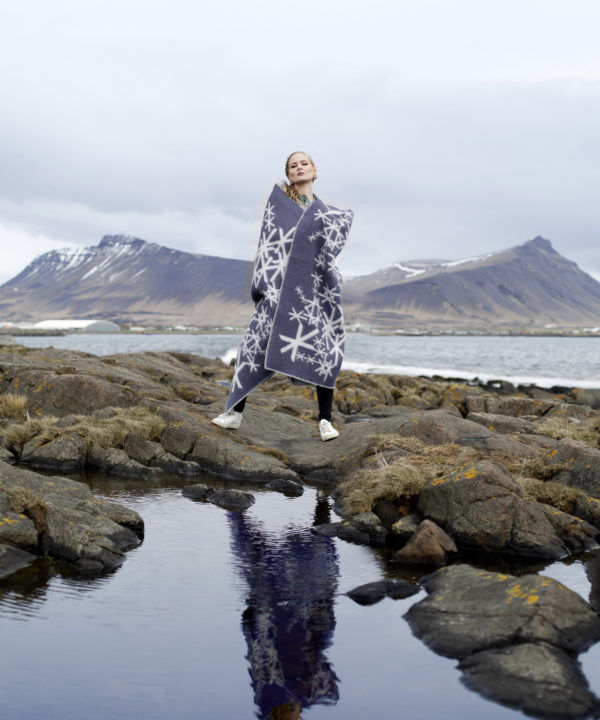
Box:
1 474 600 720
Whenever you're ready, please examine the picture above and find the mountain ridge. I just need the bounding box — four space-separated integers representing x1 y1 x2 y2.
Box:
1 234 599 329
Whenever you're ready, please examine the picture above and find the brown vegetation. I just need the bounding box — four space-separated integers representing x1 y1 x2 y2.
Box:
5 406 165 450
536 415 600 446
0 392 28 420
335 435 477 515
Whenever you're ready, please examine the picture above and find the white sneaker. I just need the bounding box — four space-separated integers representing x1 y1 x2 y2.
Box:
212 410 243 429
319 419 339 441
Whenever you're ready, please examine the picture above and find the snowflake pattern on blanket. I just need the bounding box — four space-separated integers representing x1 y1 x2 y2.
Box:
225 184 353 411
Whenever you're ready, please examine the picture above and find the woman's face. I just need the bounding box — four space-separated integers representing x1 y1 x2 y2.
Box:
287 153 316 185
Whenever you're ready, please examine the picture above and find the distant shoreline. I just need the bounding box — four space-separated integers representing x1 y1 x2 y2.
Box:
3 327 600 338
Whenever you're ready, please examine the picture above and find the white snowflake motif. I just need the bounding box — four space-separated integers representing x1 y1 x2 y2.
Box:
316 357 334 380
278 322 320 362
264 285 280 307
263 202 276 232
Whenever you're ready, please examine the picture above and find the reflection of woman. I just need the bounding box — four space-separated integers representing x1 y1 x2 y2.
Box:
213 151 354 441
228 497 339 719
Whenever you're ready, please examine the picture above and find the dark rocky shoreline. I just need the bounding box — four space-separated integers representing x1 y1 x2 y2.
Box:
1 344 600 717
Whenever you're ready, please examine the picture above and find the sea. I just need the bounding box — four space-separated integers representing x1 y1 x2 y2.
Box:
16 331 600 389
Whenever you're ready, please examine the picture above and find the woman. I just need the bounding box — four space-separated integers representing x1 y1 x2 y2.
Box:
212 151 353 441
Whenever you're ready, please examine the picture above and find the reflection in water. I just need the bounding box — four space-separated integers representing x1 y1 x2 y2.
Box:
585 549 600 614
0 558 113 621
229 497 339 720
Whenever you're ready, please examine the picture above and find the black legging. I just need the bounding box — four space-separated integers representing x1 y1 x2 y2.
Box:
233 385 334 421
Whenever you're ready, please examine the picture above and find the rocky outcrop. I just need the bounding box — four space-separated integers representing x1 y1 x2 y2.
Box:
417 461 597 559
0 463 143 577
2 345 600 571
406 565 600 718
543 439 600 498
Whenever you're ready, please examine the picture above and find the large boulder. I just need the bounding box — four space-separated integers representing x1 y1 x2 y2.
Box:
484 396 555 417
6 369 135 417
395 410 537 457
87 444 161 477
547 439 600 498
466 412 537 435
38 499 141 573
0 463 144 575
405 564 600 659
0 490 38 551
20 433 88 471
417 461 595 559
406 564 600 719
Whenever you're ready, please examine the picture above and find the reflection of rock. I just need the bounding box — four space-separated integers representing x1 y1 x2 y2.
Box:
406 565 600 718
0 463 143 576
585 550 600 614
229 508 339 718
459 642 598 719
0 544 36 579
418 461 596 559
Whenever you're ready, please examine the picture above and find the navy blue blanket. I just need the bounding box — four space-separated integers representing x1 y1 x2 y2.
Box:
226 184 353 411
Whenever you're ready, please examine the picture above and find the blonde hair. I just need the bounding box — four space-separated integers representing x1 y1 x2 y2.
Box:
283 151 317 203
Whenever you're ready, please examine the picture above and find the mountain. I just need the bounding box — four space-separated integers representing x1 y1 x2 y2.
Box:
0 235 254 326
342 236 600 329
0 234 599 330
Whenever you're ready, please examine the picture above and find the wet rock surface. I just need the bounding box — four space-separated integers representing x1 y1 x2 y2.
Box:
391 519 458 567
406 564 600 718
407 564 600 657
0 462 143 576
346 578 420 605
545 439 600 498
417 461 597 559
182 484 255 512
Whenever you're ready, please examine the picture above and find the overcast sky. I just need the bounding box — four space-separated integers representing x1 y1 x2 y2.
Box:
1 0 600 285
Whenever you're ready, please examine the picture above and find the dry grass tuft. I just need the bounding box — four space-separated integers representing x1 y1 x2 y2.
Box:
0 392 28 420
7 486 45 514
518 476 581 513
336 462 427 516
372 434 477 476
70 407 165 448
336 433 477 515
6 416 59 446
5 406 165 450
536 416 600 446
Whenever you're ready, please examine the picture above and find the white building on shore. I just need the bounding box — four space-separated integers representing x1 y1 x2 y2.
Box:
33 319 120 333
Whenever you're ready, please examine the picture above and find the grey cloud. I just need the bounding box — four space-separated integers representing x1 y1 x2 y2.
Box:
1 0 599 284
